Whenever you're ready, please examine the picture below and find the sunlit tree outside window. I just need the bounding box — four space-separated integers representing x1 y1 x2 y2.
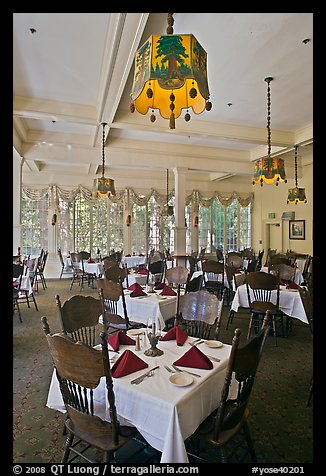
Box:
21 193 49 256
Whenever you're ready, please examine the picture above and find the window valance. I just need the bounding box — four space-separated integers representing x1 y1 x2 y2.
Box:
22 185 254 208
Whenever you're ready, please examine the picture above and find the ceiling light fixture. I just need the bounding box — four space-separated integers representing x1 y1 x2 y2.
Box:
287 145 307 204
161 169 174 216
252 77 287 186
130 13 212 129
92 122 115 198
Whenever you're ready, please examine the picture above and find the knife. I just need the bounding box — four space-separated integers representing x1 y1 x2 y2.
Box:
130 366 160 384
172 364 201 378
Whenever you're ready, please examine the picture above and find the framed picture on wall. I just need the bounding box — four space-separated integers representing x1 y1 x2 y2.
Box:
289 220 305 240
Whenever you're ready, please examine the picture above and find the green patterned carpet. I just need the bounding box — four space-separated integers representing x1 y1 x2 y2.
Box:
12 278 313 464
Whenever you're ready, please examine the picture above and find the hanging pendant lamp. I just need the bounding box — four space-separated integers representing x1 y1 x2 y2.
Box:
161 169 174 216
252 77 287 186
130 13 212 129
92 122 115 198
287 145 307 204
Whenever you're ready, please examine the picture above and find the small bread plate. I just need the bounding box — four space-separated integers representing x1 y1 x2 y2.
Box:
169 373 193 387
204 340 223 348
286 288 298 292
127 329 144 336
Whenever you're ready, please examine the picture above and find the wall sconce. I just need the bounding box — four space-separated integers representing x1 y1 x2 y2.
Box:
194 216 199 227
126 214 132 227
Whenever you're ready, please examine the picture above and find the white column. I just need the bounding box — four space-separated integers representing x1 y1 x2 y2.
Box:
173 167 187 256
13 150 23 255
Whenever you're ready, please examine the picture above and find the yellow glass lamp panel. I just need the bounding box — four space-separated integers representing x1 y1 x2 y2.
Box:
253 158 287 185
131 34 209 119
92 177 115 198
287 187 307 204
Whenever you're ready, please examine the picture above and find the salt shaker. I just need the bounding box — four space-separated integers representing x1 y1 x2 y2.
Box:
135 334 141 351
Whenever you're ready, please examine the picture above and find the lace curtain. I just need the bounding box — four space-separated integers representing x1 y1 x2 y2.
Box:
22 185 254 208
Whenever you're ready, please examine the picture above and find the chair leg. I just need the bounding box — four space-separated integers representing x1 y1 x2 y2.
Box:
226 310 235 330
31 293 38 311
247 314 254 340
243 421 257 462
62 432 74 463
271 317 278 347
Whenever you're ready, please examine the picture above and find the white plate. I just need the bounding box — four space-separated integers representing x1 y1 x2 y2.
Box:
169 373 193 387
127 329 144 336
286 288 298 292
204 340 223 348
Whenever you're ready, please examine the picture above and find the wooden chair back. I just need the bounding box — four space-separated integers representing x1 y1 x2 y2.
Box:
147 259 165 284
105 265 128 284
269 263 296 283
180 289 225 340
225 252 243 269
41 316 130 461
246 271 280 307
211 315 269 440
185 274 203 293
55 294 102 347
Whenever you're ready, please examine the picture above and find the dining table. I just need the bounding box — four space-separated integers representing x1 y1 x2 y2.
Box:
46 331 234 463
122 255 146 269
231 283 309 325
100 289 180 329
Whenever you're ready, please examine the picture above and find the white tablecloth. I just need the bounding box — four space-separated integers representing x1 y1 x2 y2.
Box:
14 276 33 296
260 266 304 285
46 333 234 463
122 256 146 268
191 270 229 288
117 291 178 329
122 273 148 288
231 284 308 324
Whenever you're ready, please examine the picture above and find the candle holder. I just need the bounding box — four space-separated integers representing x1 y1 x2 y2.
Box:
144 317 164 357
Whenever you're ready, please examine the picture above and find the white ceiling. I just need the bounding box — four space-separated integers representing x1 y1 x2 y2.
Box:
13 12 313 189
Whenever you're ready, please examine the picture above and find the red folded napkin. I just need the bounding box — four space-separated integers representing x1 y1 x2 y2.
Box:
160 326 188 346
286 281 299 290
279 279 285 286
173 345 213 370
160 285 177 296
111 349 148 378
137 268 148 275
139 253 144 256
107 331 135 351
130 288 147 297
125 254 131 257
87 258 95 263
154 282 165 290
128 282 143 291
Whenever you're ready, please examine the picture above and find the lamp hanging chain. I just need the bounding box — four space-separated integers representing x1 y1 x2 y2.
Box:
166 13 174 34
265 77 272 157
101 122 107 178
294 145 298 187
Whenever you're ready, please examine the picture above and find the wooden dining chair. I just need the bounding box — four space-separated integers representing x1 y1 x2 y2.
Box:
225 252 244 270
165 265 189 326
96 278 143 334
186 314 269 463
269 263 296 285
179 288 226 340
41 316 141 463
147 259 166 285
13 263 24 322
202 259 227 300
55 294 102 347
246 271 283 346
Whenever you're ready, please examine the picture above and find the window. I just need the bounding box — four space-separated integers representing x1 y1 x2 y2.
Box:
132 203 147 255
21 192 49 256
197 198 251 253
